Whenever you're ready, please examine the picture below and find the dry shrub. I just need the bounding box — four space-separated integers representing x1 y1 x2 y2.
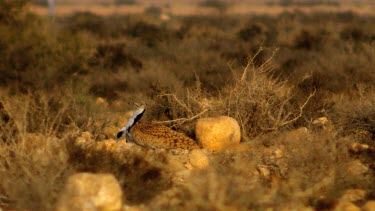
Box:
0 94 77 210
0 92 116 209
0 15 95 92
273 130 372 209
294 29 330 51
89 80 128 101
237 22 265 42
125 21 168 47
64 12 107 37
150 49 314 138
0 90 106 140
340 26 372 42
331 90 375 143
0 134 74 210
216 50 314 137
0 0 28 24
90 43 143 70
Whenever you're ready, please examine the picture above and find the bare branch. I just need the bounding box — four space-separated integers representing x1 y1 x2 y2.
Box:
153 109 208 126
157 93 193 116
279 88 316 127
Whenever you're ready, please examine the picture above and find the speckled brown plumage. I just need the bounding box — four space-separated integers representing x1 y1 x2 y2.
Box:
130 123 200 150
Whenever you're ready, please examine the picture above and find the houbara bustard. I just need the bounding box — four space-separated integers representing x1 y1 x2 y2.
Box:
117 106 199 150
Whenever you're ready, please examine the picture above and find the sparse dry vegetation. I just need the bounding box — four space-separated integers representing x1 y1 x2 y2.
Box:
0 1 374 210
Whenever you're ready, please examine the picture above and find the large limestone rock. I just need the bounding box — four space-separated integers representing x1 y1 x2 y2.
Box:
195 116 241 151
363 201 375 211
56 173 123 211
334 201 361 211
340 189 367 203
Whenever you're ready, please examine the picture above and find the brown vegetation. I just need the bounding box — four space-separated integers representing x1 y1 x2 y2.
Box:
0 1 374 210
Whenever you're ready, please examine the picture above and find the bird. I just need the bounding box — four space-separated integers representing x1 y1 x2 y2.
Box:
117 106 200 150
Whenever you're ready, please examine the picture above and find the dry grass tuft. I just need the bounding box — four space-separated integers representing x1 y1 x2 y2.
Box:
0 94 76 210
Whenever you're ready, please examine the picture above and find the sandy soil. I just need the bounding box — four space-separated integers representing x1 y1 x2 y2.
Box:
29 3 375 16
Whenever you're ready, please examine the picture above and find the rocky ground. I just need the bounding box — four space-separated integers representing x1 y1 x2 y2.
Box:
27 104 371 211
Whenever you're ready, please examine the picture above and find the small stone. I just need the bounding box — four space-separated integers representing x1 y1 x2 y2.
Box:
75 137 87 147
296 127 308 133
96 97 109 107
340 189 367 203
184 163 193 170
113 100 122 109
257 165 270 178
313 117 329 125
273 148 283 159
81 131 91 140
363 200 375 211
349 143 370 153
196 116 241 151
334 201 361 211
56 173 123 211
160 13 171 21
188 149 209 169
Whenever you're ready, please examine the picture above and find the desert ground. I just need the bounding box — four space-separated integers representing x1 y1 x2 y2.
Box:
0 0 374 210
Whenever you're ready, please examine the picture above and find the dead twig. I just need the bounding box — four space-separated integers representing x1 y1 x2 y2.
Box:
153 109 209 126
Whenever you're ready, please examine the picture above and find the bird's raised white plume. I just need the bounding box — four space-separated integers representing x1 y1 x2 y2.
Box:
117 105 145 141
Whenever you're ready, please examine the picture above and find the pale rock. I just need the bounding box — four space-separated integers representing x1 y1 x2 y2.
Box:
272 148 283 159
56 173 123 211
81 131 92 140
349 142 370 153
340 189 367 203
184 162 193 170
113 100 122 109
257 165 270 178
196 116 241 151
188 149 209 169
296 127 308 133
160 13 171 21
75 137 87 147
96 97 109 107
363 200 375 211
334 201 361 211
313 117 329 126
